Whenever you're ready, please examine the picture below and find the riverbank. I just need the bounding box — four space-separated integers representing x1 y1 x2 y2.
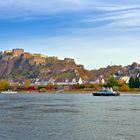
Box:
2 88 140 94
13 90 140 94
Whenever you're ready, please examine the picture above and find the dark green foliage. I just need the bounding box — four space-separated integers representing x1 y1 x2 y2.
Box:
129 77 135 88
135 77 140 88
78 84 85 89
129 77 140 88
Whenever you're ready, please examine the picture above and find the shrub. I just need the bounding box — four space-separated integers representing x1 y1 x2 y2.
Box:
120 84 129 91
78 84 85 89
39 88 47 92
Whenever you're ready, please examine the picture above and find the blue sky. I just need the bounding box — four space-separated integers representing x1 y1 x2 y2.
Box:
0 0 140 69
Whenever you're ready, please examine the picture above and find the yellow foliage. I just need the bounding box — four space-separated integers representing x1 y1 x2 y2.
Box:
24 79 30 88
99 79 103 86
0 80 9 91
120 84 129 91
94 84 99 91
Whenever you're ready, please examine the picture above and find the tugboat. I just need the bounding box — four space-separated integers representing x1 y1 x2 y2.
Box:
92 88 120 96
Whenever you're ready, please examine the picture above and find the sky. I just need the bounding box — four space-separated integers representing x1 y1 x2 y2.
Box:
0 0 140 69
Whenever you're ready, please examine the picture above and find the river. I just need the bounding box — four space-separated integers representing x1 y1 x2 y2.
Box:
0 93 140 140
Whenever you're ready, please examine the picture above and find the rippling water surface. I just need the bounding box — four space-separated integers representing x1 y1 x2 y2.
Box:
0 93 140 140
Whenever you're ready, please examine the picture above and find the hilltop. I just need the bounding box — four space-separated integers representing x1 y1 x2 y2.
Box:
0 48 91 83
0 48 140 85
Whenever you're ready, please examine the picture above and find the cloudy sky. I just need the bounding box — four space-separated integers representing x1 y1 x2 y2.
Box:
0 0 140 69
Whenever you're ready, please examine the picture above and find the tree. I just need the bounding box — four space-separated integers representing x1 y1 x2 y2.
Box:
106 76 119 87
24 79 30 89
134 77 140 88
129 77 135 88
120 84 129 91
0 80 9 91
78 84 85 89
94 84 99 91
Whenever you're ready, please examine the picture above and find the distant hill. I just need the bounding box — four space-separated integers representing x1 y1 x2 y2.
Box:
0 49 91 82
0 49 140 83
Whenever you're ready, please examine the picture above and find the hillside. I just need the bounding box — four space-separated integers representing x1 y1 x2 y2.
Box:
0 49 139 83
0 49 91 82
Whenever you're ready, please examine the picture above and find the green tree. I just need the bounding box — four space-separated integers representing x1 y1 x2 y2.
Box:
134 77 140 88
129 77 135 88
106 76 119 87
78 84 85 89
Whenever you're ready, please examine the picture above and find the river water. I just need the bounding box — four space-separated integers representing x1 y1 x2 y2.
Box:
0 93 140 140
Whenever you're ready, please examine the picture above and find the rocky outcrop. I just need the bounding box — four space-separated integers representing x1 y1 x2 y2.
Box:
0 49 89 81
0 48 139 82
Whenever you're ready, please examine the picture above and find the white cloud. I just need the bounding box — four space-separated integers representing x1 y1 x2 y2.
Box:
0 0 138 19
1 0 139 31
0 0 87 19
83 6 140 30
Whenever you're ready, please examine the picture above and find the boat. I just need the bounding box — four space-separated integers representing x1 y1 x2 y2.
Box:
92 88 120 96
0 91 18 94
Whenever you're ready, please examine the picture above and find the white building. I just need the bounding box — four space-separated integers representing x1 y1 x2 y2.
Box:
78 78 83 84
